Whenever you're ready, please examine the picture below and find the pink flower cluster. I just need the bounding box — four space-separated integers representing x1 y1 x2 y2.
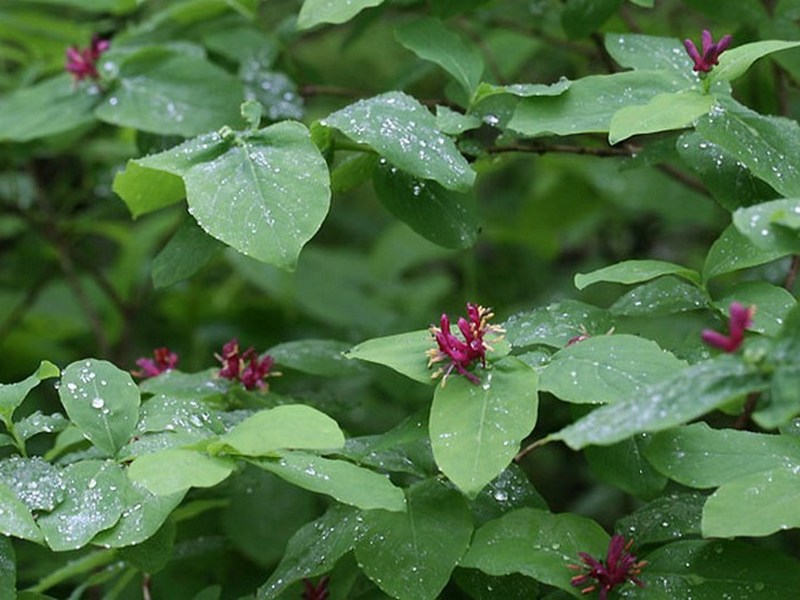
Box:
215 338 276 391
569 535 647 600
65 35 110 82
683 29 732 73
427 303 503 385
133 347 178 378
701 302 754 353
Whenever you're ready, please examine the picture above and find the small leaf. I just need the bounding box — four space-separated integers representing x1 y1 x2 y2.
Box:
354 478 473 600
733 198 800 253
58 359 140 457
37 460 127 551
605 33 694 77
703 224 789 281
395 18 484 98
552 357 768 449
346 329 436 384
0 361 59 426
503 300 613 349
610 277 709 316
430 358 539 498
297 0 386 29
460 507 609 594
575 259 700 290
755 364 800 429
710 40 800 84
116 519 175 573
616 491 704 545
254 451 406 511
0 456 65 511
372 160 480 249
473 79 572 104
0 480 43 543
128 448 235 495
323 91 475 191
713 281 796 336
216 405 345 456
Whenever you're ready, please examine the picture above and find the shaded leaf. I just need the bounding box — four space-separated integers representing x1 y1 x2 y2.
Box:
575 259 700 290
616 492 704 545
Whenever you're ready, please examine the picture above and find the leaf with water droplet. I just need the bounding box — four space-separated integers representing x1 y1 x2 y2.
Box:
616 491 704 545
713 280 796 337
430 357 539 498
354 478 472 600
585 433 667 498
575 259 700 290
267 339 363 377
703 224 789 282
346 329 438 385
470 463 547 527
710 39 800 84
610 276 709 316
37 460 126 551
0 479 44 543
0 456 65 512
733 198 800 254
324 91 475 191
460 507 608 594
605 33 695 78
296 0 386 29
503 300 613 349
372 160 480 249
253 451 405 511
58 359 140 458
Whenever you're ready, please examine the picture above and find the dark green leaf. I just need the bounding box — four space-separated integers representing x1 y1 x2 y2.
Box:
605 34 694 77
561 0 624 39
354 478 472 600
452 568 539 600
152 218 224 288
117 518 175 573
0 480 43 543
268 339 362 377
610 277 709 316
703 224 789 281
0 536 13 600
616 492 704 545
713 281 795 336
733 198 800 253
469 464 548 527
585 433 667 498
503 301 613 349
0 361 59 427
755 364 800 428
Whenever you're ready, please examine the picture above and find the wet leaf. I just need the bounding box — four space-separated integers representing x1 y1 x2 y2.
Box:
503 300 613 349
472 79 571 104
469 463 548 527
713 281 796 336
561 0 623 39
297 0 386 29
541 334 687 404
0 536 13 598
37 460 126 551
610 277 709 316
609 91 713 144
703 224 789 281
755 364 800 428
616 492 704 545
128 448 235 495
0 456 65 512
354 478 472 600
254 451 405 511
605 33 695 77
460 507 608 595
58 359 140 457
585 434 667 498
733 198 800 253
710 39 800 84
323 91 475 192
15 412 69 442
575 259 700 290
0 480 43 543
346 329 436 385
268 339 362 377
430 357 538 498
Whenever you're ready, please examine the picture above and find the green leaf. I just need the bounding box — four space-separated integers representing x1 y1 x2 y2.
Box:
0 456 65 511
561 0 624 39
112 162 187 218
634 540 800 598
95 47 243 137
395 18 484 98
616 492 704 545
346 329 437 384
710 40 800 84
372 160 480 249
605 34 694 77
254 451 406 511
0 536 13 599
435 105 482 135
452 569 540 600
575 259 700 290
609 91 713 144
323 91 475 192
92 481 184 547
268 339 362 377
16 411 69 442
257 503 360 598
128 448 235 495
460 508 609 595
713 281 796 337
755 364 800 428
430 357 538 498
703 224 790 281
509 70 686 137
472 79 571 104
610 277 709 316
733 198 800 253
503 300 613 349
152 217 224 288
585 434 667 497
296 0 386 29
116 518 175 573
541 334 686 404
703 467 800 537
677 131 778 212
644 422 800 487
0 480 43 543
469 464 548 526
552 357 768 449
696 99 800 199
0 361 59 427
216 405 345 456
37 460 127 551
354 478 472 600
0 74 99 142
58 359 140 457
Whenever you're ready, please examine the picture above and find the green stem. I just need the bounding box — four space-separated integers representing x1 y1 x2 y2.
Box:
26 549 116 593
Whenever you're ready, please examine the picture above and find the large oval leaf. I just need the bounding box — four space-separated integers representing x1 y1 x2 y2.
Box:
430 357 539 497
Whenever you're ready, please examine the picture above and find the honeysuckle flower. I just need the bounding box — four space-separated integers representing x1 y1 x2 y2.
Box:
133 347 179 379
701 302 755 353
301 576 329 600
215 338 277 391
65 35 110 82
427 303 503 385
569 535 647 600
683 29 732 73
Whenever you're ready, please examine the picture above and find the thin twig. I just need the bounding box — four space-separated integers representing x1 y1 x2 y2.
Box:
784 255 800 291
656 164 709 196
514 436 548 462
734 392 760 430
486 142 634 157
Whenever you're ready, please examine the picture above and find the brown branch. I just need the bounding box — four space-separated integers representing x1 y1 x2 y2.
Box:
656 163 709 196
734 392 760 430
486 142 635 157
785 255 800 291
514 436 549 462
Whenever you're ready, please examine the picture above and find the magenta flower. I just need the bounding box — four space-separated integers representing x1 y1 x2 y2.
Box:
427 303 503 385
569 535 647 600
133 347 179 379
65 35 110 82
301 576 329 600
683 30 732 73
215 338 277 391
701 302 755 353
